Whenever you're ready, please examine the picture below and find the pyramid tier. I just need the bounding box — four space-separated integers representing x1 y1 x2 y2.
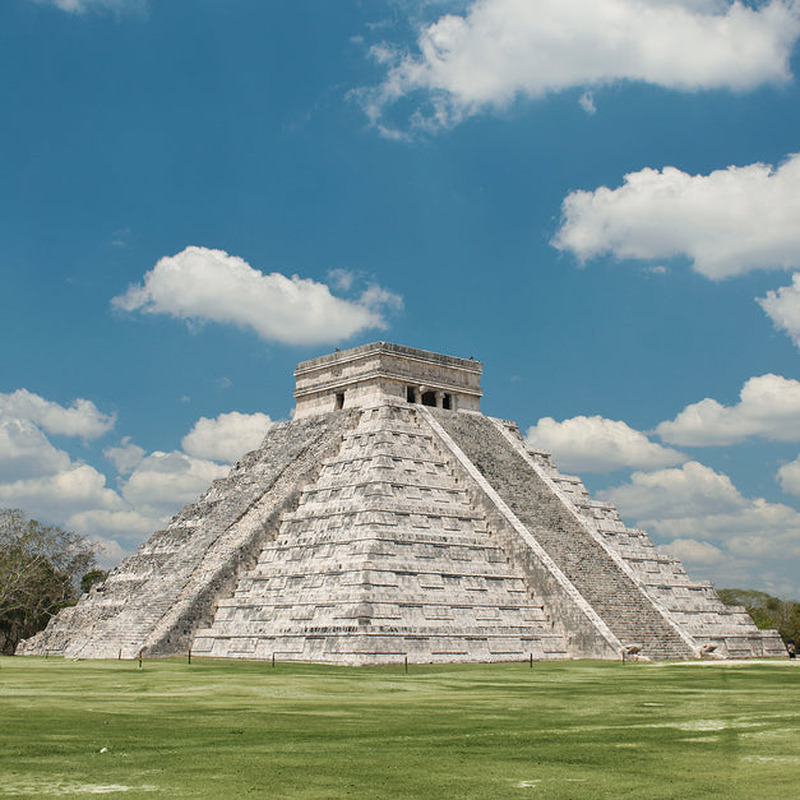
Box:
192 405 568 663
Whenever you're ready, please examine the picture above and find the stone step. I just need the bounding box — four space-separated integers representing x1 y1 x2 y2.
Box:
191 406 571 663
430 410 695 661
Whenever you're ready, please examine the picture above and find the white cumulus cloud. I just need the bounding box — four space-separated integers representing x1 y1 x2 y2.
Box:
182 411 275 463
365 0 800 133
68 508 157 540
525 415 685 472
578 91 597 115
32 0 146 14
0 388 260 567
656 374 800 445
777 455 800 495
600 460 800 594
0 391 129 538
87 534 132 570
112 246 401 346
121 450 229 519
0 418 72 482
758 272 800 348
0 464 124 522
552 154 800 279
103 437 146 475
600 460 746 519
659 538 726 566
0 389 115 440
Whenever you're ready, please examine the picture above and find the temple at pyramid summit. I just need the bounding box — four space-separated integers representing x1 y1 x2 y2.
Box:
19 342 785 663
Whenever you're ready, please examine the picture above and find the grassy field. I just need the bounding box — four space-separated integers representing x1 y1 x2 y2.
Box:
1 657 799 799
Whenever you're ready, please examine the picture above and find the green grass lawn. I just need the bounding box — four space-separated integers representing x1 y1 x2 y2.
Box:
1 657 798 799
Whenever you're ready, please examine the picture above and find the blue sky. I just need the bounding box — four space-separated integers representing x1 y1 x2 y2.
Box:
3 0 800 597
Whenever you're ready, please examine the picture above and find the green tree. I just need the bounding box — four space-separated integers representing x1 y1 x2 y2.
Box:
0 508 96 655
80 569 108 594
718 588 800 645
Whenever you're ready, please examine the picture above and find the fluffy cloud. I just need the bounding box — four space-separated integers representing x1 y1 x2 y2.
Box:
777 456 800 495
552 154 800 279
0 436 227 564
758 272 800 347
656 374 800 446
0 388 247 566
0 464 124 522
103 437 146 475
87 534 132 570
578 91 597 115
0 418 72 482
182 411 274 463
0 390 132 555
68 508 157 540
659 538 726 566
600 460 800 594
365 0 800 132
601 461 800 547
0 389 115 440
327 268 356 292
32 0 145 14
525 415 685 473
0 390 128 538
112 246 401 346
121 450 229 519
599 460 745 519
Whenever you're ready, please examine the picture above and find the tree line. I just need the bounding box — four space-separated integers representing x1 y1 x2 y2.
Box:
0 508 104 655
718 588 800 646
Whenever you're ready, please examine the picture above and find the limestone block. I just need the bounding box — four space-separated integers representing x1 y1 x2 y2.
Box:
21 342 783 663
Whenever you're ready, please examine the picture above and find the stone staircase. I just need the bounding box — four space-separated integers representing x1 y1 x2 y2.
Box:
20 406 784 664
525 443 786 659
18 411 358 658
191 404 569 664
428 410 697 661
19 339 785 664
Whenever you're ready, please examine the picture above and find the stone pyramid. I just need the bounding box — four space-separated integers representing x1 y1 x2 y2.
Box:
19 343 785 663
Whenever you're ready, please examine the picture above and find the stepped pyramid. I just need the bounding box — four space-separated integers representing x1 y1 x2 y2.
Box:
19 343 785 662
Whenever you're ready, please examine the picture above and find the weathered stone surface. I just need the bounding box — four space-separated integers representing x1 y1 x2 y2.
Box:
18 411 359 658
294 342 482 418
19 342 785 662
492 419 785 659
191 404 567 663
